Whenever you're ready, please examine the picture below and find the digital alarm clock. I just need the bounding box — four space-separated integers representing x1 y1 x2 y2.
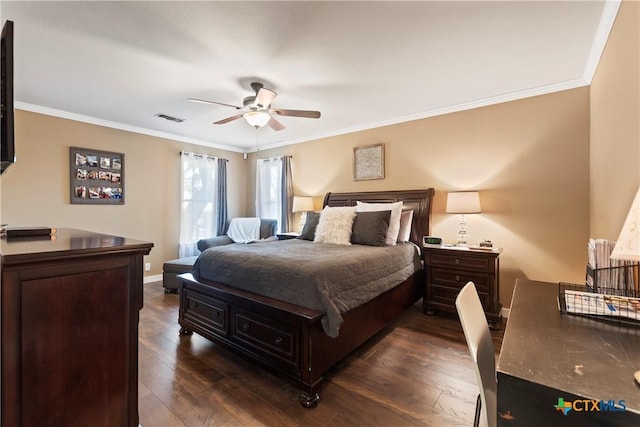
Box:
423 236 443 247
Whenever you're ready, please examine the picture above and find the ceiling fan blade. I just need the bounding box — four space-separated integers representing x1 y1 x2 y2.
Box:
255 88 277 108
213 114 244 125
267 117 286 131
272 109 321 119
188 98 242 110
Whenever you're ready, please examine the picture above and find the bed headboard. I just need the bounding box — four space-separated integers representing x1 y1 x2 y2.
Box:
322 189 435 247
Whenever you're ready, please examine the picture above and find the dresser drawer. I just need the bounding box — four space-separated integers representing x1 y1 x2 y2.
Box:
426 252 493 273
183 290 229 335
231 308 299 368
430 268 491 292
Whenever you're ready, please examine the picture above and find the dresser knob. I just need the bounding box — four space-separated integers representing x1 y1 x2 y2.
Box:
214 311 220 318
193 301 198 309
454 259 460 264
455 275 461 282
242 322 250 331
274 337 283 346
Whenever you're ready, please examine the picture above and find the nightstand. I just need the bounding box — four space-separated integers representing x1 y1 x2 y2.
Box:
423 245 502 328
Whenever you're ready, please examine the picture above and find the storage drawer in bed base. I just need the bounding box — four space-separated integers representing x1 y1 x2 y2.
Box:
177 271 422 409
183 291 229 336
178 279 320 384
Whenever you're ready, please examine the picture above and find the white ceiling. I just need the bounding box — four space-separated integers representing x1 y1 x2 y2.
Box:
2 1 619 153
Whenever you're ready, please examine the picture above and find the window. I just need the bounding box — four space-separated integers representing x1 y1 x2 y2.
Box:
256 156 292 233
179 153 218 257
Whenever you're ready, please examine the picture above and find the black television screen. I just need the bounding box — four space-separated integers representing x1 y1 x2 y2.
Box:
1 20 15 174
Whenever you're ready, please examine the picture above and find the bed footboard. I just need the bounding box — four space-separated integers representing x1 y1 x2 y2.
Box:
177 270 422 407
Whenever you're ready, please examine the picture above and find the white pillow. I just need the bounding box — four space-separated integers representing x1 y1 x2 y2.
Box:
397 210 414 243
356 201 403 245
314 206 357 245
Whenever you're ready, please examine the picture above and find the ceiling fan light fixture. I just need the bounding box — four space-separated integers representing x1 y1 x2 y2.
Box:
243 110 271 128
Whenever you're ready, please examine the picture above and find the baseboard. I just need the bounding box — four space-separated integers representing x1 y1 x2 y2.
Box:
144 274 162 284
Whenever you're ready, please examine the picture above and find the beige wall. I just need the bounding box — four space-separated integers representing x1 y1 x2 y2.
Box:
1 1 635 308
590 0 640 239
0 110 247 276
248 88 591 307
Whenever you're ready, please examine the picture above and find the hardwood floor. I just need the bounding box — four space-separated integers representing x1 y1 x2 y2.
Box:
138 281 503 427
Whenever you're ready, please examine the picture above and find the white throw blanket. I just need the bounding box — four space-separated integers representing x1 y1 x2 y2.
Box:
227 217 261 243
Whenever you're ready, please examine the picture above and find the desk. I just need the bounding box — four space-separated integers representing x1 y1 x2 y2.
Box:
497 279 640 426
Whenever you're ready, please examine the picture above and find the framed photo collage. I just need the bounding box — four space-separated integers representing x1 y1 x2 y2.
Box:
70 146 124 205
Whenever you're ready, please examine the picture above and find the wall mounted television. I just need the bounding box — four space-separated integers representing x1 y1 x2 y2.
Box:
1 20 15 174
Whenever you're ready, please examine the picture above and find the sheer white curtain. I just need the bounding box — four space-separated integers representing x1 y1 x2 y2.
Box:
256 157 284 233
179 153 218 257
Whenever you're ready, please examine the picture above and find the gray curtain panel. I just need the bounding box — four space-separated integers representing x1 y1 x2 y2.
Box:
216 158 228 236
281 155 294 232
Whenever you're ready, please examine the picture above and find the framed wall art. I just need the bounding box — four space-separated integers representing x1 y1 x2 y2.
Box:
70 146 124 205
353 143 385 181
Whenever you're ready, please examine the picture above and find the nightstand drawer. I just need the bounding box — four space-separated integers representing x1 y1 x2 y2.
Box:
430 268 491 292
430 284 490 309
426 252 493 272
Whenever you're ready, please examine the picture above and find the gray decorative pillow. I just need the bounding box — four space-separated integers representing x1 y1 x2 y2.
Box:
297 211 320 241
351 210 391 246
356 201 403 245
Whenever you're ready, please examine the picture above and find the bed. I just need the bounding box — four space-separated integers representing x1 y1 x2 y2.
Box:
178 188 434 407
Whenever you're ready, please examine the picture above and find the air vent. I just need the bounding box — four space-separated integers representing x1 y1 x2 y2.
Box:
155 113 185 123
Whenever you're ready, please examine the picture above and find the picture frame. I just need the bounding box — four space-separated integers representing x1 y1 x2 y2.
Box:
353 143 385 181
70 146 124 205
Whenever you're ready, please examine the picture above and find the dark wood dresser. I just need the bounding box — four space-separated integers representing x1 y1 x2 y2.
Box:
423 245 502 327
0 228 153 427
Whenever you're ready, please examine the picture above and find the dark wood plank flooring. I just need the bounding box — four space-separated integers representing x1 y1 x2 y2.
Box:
139 281 503 427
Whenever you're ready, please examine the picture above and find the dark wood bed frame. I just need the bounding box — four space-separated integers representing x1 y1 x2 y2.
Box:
178 189 434 407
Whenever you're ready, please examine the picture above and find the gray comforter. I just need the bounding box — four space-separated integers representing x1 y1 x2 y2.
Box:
192 239 422 337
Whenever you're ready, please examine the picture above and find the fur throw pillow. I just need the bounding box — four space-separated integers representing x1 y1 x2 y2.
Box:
314 206 357 245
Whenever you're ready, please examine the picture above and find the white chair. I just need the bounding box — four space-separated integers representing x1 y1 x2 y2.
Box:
455 282 497 427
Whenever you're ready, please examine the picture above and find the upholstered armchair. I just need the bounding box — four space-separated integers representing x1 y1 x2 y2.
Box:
197 218 278 251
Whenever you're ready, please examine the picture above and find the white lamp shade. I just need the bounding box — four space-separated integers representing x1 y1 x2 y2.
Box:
244 111 271 128
292 196 314 213
446 191 481 214
611 187 640 261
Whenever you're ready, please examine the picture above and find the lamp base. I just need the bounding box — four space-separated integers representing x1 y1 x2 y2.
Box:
456 233 469 247
456 215 469 246
297 211 308 233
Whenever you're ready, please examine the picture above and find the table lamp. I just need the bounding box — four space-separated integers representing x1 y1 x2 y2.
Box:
611 187 639 262
446 191 481 246
609 187 640 384
292 196 314 233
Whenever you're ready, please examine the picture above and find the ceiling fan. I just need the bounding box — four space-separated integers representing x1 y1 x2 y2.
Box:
189 82 321 131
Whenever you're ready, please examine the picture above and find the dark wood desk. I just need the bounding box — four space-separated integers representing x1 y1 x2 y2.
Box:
497 279 640 426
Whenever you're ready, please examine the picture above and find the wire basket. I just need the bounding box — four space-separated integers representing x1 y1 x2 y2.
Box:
586 263 638 293
558 282 640 327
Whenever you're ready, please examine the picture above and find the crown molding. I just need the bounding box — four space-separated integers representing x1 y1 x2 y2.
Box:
15 102 245 153
582 0 621 83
